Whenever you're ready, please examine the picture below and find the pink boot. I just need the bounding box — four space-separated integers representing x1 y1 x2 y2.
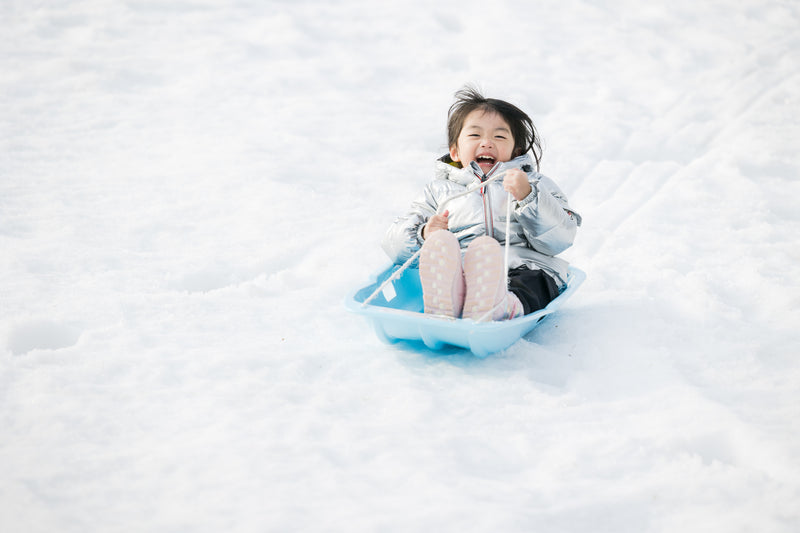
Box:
419 230 465 318
462 236 524 322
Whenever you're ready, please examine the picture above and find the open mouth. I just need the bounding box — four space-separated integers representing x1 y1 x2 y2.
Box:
476 155 496 166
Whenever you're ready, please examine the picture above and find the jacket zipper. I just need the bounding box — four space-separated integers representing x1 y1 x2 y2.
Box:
473 161 501 239
481 184 493 238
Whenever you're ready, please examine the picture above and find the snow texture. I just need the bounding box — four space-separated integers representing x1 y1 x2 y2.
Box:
2 1 799 531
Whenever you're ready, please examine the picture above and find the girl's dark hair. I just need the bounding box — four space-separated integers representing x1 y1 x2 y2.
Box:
447 86 542 170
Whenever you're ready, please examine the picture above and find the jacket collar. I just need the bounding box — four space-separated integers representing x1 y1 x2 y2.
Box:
434 153 536 185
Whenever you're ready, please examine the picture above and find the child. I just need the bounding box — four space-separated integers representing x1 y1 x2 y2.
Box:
382 86 581 321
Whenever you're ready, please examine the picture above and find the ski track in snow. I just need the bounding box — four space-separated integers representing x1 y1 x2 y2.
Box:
2 1 799 532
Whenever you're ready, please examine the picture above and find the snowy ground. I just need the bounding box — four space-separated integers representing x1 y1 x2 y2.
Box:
2 1 799 531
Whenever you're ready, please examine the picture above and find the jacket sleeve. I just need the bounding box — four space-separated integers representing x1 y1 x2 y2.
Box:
381 184 440 264
514 174 582 256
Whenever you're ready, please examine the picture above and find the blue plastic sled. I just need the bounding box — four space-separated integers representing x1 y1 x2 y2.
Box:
346 265 585 357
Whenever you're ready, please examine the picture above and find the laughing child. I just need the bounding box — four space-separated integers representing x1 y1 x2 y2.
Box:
382 86 581 321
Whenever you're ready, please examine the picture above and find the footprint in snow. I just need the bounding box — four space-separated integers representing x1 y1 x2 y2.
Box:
7 320 82 355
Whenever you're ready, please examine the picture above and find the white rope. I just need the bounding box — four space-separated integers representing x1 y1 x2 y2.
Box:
504 190 512 287
359 247 421 307
361 170 511 308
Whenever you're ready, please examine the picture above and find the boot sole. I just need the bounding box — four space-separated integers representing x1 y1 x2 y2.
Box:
463 237 506 321
419 232 464 318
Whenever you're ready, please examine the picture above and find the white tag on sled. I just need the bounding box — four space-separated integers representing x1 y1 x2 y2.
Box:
381 282 396 302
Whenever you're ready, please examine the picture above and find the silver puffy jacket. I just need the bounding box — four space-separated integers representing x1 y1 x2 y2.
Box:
381 153 582 289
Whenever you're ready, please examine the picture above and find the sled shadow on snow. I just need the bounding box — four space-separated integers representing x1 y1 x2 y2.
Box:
378 312 587 390
381 308 578 362
376 302 647 392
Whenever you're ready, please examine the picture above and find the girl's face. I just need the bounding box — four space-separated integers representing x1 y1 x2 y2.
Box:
449 109 515 175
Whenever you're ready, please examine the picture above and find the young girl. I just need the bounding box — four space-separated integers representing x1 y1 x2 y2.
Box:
382 86 581 321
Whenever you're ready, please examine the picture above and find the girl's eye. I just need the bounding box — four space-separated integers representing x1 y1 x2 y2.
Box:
495 135 507 140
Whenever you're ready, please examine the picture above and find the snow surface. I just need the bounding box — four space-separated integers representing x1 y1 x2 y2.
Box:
2 1 799 531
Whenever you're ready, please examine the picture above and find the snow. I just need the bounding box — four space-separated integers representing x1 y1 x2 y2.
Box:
2 0 799 531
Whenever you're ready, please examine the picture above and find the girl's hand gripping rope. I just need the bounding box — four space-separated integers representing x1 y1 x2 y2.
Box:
422 210 449 239
502 168 532 201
